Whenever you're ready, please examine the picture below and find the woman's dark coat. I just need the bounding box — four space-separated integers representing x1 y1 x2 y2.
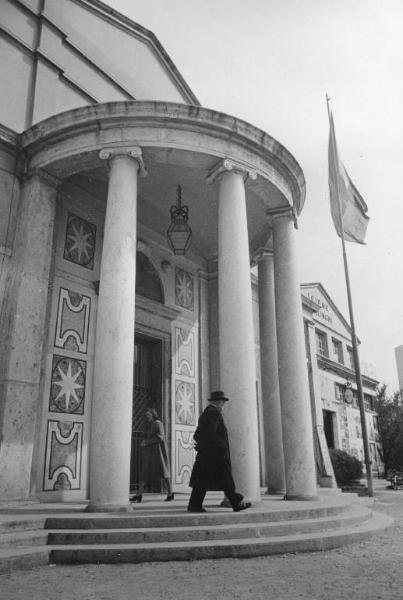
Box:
140 419 170 485
189 404 236 491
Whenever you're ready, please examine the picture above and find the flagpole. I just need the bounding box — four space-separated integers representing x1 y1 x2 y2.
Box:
326 96 374 497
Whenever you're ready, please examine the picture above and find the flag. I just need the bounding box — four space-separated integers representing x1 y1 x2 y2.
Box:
328 112 370 244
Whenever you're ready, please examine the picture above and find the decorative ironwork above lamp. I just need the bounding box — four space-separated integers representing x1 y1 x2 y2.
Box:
167 184 192 255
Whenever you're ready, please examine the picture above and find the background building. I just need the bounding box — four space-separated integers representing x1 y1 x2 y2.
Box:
301 283 382 477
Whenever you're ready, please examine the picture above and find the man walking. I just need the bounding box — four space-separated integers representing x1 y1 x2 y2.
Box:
188 390 251 513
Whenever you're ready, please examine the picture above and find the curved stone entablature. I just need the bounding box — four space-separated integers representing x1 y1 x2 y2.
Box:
16 101 306 260
20 101 305 209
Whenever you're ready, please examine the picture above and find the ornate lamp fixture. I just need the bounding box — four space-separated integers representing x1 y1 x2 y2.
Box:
344 379 354 404
167 184 192 255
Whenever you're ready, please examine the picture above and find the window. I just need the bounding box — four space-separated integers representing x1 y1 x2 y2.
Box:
364 394 374 411
332 338 344 364
335 383 344 402
347 346 354 369
315 329 328 357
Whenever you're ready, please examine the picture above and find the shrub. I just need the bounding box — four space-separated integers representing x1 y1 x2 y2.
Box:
329 448 363 486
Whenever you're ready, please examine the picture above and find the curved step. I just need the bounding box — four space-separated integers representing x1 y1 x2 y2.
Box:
44 497 353 530
47 504 372 545
48 510 393 564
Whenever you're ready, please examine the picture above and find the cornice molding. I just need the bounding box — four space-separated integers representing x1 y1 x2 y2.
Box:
317 354 379 388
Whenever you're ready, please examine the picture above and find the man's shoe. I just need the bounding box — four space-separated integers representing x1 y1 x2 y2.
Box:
187 507 207 513
233 501 251 512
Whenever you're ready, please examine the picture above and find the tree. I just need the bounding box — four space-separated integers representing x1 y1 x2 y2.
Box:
374 384 403 473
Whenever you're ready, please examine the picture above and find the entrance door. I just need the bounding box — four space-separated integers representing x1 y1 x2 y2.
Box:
323 409 335 449
130 334 162 493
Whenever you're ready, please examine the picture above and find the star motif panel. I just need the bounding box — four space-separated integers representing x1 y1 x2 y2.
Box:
175 380 196 425
43 420 83 491
175 268 194 311
63 212 96 269
175 327 194 377
55 287 91 353
49 355 86 414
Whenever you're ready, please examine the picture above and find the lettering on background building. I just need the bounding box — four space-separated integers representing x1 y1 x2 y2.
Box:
308 293 333 324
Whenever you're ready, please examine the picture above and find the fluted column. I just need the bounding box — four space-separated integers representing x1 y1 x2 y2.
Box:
87 147 146 512
271 209 317 500
208 159 260 502
256 250 285 494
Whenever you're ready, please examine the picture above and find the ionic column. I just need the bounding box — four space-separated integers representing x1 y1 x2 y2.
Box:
87 147 146 512
208 159 260 502
271 209 317 500
256 250 285 494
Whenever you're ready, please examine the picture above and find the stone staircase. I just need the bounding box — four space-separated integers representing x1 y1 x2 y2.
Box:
0 515 49 574
0 492 393 572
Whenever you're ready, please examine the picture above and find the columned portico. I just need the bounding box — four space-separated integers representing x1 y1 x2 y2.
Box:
256 251 285 494
11 102 308 506
271 209 317 500
210 159 260 502
87 147 146 512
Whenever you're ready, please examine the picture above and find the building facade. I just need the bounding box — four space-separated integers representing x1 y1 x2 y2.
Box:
0 0 378 509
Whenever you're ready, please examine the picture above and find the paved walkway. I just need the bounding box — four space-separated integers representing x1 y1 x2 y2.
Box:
1 479 402 600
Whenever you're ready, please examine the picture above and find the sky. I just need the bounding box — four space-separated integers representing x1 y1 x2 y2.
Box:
108 0 403 390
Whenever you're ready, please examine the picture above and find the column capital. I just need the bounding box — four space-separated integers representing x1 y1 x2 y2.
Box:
206 158 257 184
266 206 298 229
22 167 62 189
252 247 273 266
99 146 147 177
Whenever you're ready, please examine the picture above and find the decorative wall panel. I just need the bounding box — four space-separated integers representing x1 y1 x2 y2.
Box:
175 380 196 425
172 317 199 492
49 355 86 414
43 420 83 491
63 212 96 269
175 268 194 311
175 327 194 377
175 430 195 485
55 287 90 353
339 405 350 452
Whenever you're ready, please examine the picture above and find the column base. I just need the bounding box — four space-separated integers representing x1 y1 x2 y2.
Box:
265 488 286 496
85 502 134 513
284 493 319 501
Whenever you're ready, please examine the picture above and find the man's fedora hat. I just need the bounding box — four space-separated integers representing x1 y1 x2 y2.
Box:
208 390 229 402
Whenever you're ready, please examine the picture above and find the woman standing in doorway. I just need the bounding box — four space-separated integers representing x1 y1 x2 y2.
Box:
131 408 174 502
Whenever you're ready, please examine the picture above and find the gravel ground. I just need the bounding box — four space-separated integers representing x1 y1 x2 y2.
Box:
1 483 403 600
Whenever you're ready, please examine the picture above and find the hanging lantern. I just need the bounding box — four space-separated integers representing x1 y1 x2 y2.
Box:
167 184 192 255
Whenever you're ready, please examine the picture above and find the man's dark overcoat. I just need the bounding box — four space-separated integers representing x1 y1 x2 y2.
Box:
189 404 236 491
